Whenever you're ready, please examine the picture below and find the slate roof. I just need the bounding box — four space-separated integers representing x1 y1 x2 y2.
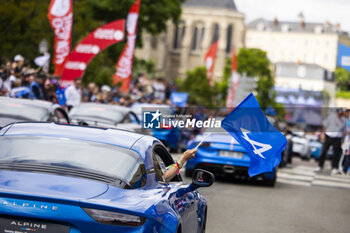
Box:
183 0 237 10
247 18 348 36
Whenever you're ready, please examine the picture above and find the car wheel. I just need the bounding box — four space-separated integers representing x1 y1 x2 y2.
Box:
185 169 193 178
263 178 276 187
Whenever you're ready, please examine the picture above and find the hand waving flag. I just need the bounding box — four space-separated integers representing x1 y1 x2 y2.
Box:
221 93 287 177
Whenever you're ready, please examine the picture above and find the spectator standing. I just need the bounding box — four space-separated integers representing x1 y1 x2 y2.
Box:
341 109 350 174
28 73 43 99
152 78 166 101
13 54 25 74
3 74 17 97
65 78 82 111
316 108 346 175
87 82 98 102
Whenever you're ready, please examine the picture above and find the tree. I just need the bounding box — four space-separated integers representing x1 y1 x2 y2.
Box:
177 67 219 107
220 48 285 116
335 67 350 91
237 48 271 77
0 0 184 85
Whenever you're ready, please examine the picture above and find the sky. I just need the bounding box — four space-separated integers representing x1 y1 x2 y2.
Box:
235 0 350 32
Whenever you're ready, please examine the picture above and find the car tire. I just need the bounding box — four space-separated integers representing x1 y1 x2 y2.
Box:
263 178 276 187
185 169 193 178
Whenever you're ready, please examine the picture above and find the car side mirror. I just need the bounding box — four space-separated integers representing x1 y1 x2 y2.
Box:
191 169 215 188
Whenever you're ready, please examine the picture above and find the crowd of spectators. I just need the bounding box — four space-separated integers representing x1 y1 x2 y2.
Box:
0 55 177 109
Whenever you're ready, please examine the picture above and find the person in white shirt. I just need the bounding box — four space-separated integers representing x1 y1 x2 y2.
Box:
65 78 82 111
316 108 346 175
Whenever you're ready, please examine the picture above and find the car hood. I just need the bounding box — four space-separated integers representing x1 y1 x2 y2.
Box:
0 170 108 201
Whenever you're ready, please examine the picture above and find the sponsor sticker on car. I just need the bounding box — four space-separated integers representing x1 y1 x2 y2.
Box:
0 217 70 233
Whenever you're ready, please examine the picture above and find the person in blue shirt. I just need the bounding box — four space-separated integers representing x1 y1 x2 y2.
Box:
28 73 43 99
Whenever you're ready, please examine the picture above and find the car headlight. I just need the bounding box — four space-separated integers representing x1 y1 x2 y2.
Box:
83 208 146 227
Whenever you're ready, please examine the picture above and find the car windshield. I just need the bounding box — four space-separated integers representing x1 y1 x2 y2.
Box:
69 105 125 123
0 136 146 189
0 102 48 121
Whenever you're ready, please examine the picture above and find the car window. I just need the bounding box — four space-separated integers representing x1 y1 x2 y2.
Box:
153 145 182 183
121 114 132 123
0 136 146 189
69 105 125 123
153 151 166 183
53 109 69 124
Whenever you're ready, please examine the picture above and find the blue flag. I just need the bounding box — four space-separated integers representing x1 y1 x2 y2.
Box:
170 92 188 108
56 85 67 106
221 93 287 177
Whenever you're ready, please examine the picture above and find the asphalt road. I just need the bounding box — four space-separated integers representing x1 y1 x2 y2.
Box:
176 155 350 233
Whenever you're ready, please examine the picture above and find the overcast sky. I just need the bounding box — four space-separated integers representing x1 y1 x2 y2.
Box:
235 0 350 32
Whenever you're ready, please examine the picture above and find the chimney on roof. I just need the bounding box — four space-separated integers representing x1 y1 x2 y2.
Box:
273 17 278 27
297 12 305 29
336 23 341 30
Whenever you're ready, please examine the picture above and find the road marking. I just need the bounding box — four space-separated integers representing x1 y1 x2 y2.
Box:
312 179 350 189
277 172 314 182
277 165 350 190
277 177 311 186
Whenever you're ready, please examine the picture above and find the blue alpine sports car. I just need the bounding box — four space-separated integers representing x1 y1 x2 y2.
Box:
0 122 214 233
186 129 277 186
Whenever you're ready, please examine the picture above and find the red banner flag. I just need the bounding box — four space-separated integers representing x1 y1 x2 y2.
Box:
226 48 240 108
48 0 73 76
113 0 141 92
204 41 219 86
60 20 125 87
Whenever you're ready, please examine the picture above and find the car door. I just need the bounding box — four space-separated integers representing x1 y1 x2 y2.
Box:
152 145 199 233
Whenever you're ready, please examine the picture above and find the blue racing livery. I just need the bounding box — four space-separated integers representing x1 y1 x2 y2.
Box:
0 122 211 233
186 130 277 186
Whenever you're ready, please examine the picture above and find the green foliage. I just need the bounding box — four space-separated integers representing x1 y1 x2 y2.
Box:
218 48 285 117
0 0 52 63
132 57 162 79
0 0 184 85
335 67 350 91
336 91 350 99
237 48 271 77
177 67 218 107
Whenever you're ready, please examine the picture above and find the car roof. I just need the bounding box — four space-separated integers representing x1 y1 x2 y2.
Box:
0 96 54 109
1 122 145 150
72 103 131 114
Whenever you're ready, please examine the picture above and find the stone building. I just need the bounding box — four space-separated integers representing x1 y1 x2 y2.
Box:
246 18 350 72
135 0 245 81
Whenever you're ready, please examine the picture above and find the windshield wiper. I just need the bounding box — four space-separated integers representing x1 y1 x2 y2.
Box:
0 162 130 189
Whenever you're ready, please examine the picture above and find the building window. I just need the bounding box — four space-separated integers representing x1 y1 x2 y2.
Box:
226 24 233 53
151 36 158 49
191 22 205 51
281 24 290 32
212 23 220 44
173 21 186 50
